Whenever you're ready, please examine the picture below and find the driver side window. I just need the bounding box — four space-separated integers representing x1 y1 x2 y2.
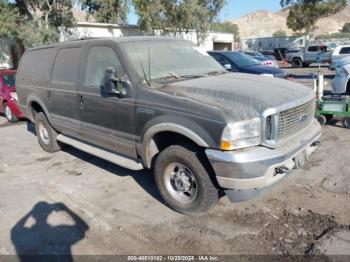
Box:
84 46 124 88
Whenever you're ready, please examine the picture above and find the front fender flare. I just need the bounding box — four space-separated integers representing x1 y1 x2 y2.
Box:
141 123 210 168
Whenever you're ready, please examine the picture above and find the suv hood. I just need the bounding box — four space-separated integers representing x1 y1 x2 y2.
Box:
157 73 314 121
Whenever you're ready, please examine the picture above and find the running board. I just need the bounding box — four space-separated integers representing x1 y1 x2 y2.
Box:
56 134 144 171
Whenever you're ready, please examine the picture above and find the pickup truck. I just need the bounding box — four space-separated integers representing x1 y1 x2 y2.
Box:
286 45 333 68
16 37 321 215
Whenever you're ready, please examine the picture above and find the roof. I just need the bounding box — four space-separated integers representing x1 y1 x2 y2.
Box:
27 36 190 51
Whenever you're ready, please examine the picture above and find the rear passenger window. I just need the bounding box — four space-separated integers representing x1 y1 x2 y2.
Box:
340 47 350 54
52 48 82 83
83 46 124 87
19 49 52 82
308 46 319 52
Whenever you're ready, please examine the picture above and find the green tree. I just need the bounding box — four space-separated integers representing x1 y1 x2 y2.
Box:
81 0 129 24
132 0 224 44
0 1 20 39
0 0 76 47
273 29 287 37
281 0 347 34
342 22 350 33
211 22 240 42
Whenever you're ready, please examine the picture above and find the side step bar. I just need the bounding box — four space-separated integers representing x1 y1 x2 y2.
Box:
56 134 144 171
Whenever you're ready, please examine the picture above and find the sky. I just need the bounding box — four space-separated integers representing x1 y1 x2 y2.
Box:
127 0 282 25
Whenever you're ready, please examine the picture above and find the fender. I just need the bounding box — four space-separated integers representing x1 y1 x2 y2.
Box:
26 96 51 122
141 123 210 168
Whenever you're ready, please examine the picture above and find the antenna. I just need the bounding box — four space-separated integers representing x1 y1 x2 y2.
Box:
148 46 151 85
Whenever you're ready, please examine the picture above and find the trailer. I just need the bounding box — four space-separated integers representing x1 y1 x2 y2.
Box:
316 95 350 128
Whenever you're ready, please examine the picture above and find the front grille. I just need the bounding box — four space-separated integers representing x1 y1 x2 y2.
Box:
265 100 315 144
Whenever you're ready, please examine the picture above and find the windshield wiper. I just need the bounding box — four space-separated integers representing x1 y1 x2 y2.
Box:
206 70 227 76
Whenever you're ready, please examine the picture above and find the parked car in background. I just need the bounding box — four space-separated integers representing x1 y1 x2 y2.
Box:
209 51 287 78
286 45 333 68
329 45 350 70
329 55 350 71
332 63 350 95
242 51 279 68
0 70 23 122
17 37 320 215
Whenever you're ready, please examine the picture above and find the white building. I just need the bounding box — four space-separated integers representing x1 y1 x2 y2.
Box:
60 22 235 51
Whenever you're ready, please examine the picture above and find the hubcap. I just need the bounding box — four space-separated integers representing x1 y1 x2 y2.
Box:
5 106 12 121
38 122 50 145
164 163 198 204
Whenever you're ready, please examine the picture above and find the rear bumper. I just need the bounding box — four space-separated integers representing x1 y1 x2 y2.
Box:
8 99 24 118
206 119 321 201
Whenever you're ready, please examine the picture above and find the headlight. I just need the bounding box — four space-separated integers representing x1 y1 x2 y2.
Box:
260 73 274 78
10 92 18 101
220 118 261 150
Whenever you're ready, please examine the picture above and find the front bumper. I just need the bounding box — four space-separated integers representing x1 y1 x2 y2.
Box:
206 119 321 201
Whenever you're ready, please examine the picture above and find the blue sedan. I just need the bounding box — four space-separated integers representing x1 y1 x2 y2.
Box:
208 51 288 78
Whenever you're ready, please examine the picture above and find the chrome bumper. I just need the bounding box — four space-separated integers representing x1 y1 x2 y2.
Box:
206 119 321 194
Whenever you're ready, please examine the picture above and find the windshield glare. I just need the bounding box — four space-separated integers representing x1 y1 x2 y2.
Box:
120 41 225 82
3 74 16 87
226 52 260 67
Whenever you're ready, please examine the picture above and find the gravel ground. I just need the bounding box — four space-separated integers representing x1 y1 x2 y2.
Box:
0 68 349 259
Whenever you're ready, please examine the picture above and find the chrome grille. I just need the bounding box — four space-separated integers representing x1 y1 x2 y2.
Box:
276 100 315 142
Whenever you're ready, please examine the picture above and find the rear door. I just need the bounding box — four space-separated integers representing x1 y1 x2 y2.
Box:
48 45 84 138
79 43 137 158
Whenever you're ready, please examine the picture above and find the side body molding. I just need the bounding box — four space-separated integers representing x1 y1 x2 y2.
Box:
141 123 210 168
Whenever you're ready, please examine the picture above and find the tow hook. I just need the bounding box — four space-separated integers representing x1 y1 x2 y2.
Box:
274 165 290 176
311 140 321 147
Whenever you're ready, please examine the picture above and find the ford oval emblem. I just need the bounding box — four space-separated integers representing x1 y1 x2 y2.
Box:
299 114 308 122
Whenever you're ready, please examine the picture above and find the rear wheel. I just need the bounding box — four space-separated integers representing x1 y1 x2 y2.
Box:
292 58 303 68
34 112 62 152
3 102 18 123
343 118 350 129
154 144 219 215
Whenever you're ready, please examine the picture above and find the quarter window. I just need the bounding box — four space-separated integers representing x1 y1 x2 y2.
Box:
52 47 82 83
83 46 124 87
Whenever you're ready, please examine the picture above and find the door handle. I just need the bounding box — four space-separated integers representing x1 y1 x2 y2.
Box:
79 95 83 110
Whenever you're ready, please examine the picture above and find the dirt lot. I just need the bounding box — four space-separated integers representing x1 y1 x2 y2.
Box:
0 68 350 259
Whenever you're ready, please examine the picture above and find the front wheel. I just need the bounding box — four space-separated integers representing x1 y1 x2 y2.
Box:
154 145 219 215
3 102 18 123
292 58 302 68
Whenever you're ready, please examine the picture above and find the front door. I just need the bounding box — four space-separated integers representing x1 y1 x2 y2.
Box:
79 44 137 158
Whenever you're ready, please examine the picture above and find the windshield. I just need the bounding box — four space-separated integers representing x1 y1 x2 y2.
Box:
225 52 260 67
120 40 225 82
2 74 16 87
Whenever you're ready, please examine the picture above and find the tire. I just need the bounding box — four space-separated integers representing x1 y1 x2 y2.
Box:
302 63 310 67
325 114 333 123
292 58 302 68
34 112 61 153
317 115 327 126
343 118 350 129
3 102 18 123
154 144 219 215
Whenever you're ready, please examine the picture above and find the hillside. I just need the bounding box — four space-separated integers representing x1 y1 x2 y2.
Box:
227 5 350 39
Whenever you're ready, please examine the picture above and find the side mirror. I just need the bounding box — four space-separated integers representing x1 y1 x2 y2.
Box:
224 64 232 70
103 67 126 97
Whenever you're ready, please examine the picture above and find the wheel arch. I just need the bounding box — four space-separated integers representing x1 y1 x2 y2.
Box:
141 123 211 169
27 97 50 122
